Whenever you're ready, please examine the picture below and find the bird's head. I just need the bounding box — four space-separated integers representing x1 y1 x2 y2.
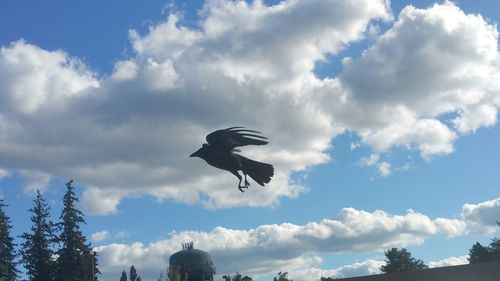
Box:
189 143 209 158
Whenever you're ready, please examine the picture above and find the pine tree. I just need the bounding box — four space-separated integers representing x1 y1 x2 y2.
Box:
223 273 252 281
120 270 127 281
55 180 99 281
130 265 138 281
0 199 19 281
492 221 500 260
273 272 292 281
20 189 57 281
488 238 500 261
468 242 493 263
380 248 428 273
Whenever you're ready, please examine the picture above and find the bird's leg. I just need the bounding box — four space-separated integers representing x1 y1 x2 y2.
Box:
243 173 250 189
231 171 246 192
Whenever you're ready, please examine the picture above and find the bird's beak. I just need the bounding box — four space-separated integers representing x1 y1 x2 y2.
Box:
189 151 198 158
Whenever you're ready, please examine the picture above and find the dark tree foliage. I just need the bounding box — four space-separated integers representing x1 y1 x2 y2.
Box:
120 270 127 281
273 272 292 281
55 180 99 281
223 273 252 281
130 265 138 281
380 248 428 273
320 277 336 281
468 242 493 264
468 221 500 263
493 221 500 260
489 238 500 260
20 189 57 281
0 199 19 281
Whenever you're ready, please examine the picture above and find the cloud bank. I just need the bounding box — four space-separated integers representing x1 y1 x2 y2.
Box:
0 0 498 213
95 196 500 281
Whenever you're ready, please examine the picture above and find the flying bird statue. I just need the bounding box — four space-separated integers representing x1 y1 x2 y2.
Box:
190 127 274 192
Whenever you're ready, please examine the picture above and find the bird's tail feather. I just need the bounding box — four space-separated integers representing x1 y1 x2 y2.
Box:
242 158 274 186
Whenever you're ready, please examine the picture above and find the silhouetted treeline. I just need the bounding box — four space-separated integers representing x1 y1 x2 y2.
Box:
468 221 500 264
119 265 142 281
0 180 99 281
0 198 19 280
223 272 253 281
380 248 428 273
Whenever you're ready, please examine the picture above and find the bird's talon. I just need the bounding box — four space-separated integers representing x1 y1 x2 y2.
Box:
238 186 245 192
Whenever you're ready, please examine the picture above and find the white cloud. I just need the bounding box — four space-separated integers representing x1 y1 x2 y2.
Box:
350 142 360 151
90 230 129 243
92 195 500 280
428 255 468 268
433 197 500 237
91 230 129 244
0 168 8 179
359 154 380 167
114 231 128 239
264 256 384 281
358 155 391 177
110 60 139 81
285 254 469 281
461 197 500 233
0 0 499 212
0 40 99 114
0 0 391 214
19 170 52 193
377 162 391 177
129 13 202 60
453 104 498 134
142 58 183 91
329 259 384 279
433 218 468 237
94 201 484 281
82 188 130 215
337 1 500 159
316 255 469 280
92 230 111 243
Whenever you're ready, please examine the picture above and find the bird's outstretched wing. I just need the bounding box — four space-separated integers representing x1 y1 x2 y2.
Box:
206 127 268 152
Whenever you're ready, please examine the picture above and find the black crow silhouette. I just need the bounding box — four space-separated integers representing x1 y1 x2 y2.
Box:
190 127 274 192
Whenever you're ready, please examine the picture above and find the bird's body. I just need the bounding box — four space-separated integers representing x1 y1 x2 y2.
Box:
190 127 274 192
197 147 243 171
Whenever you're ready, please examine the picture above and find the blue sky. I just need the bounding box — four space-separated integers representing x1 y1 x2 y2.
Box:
1 0 500 280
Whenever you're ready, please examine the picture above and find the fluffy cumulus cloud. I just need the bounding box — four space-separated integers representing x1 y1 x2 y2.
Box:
428 255 468 268
310 255 469 281
326 259 384 279
336 1 500 158
94 197 498 281
0 0 499 213
461 197 500 233
0 0 391 213
268 257 384 281
0 40 99 115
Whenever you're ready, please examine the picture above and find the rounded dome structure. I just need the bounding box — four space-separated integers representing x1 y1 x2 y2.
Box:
169 243 215 281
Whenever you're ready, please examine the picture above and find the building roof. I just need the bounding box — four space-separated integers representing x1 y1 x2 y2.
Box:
335 261 500 281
